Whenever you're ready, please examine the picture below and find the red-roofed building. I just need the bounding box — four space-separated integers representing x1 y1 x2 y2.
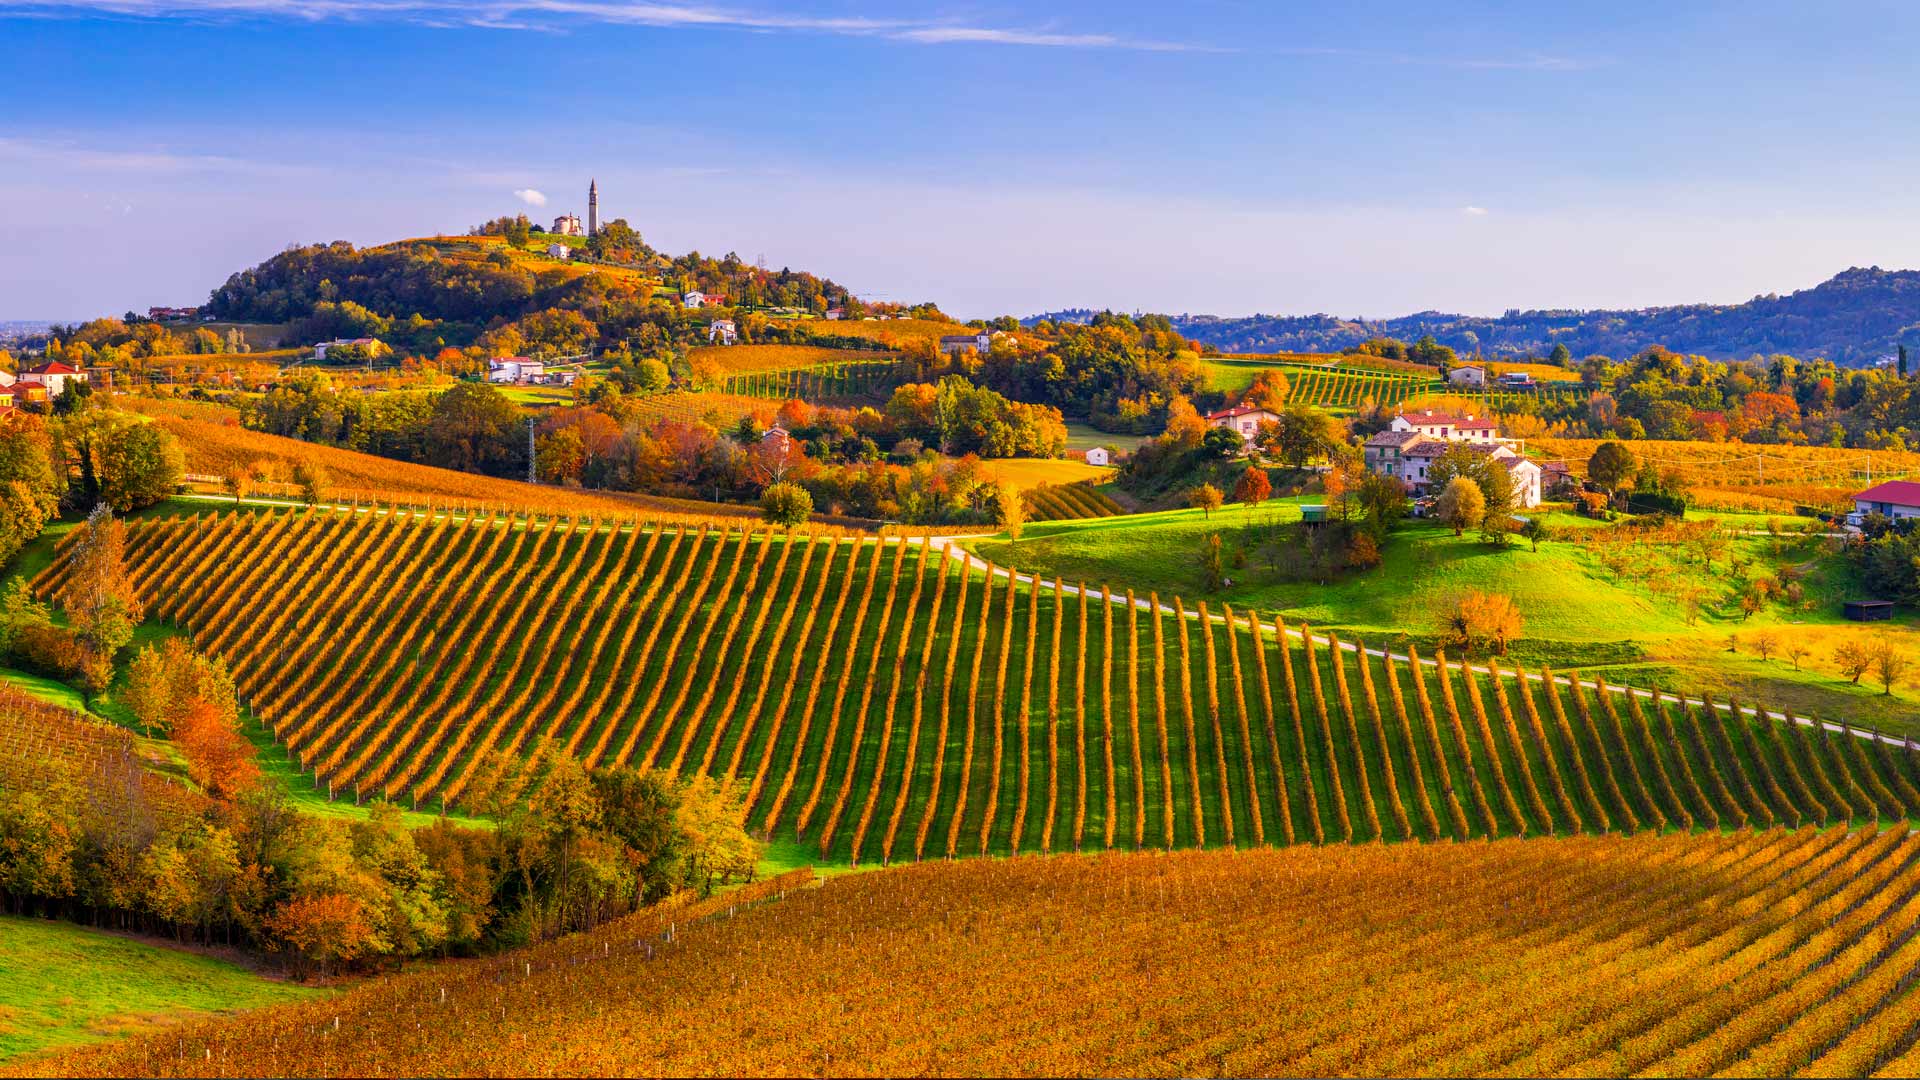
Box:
19 360 87 399
1388 410 1504 443
1854 481 1920 522
1203 404 1281 451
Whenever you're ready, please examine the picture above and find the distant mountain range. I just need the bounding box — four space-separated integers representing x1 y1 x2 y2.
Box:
1031 268 1920 366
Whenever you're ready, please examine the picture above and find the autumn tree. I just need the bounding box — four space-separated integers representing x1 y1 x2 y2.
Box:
1196 533 1227 592
1232 466 1271 507
1244 369 1290 412
1444 591 1523 656
1434 477 1485 537
1188 482 1224 519
1835 640 1872 684
266 893 377 980
1749 630 1780 662
59 504 141 694
995 483 1026 541
1868 637 1911 696
292 460 329 506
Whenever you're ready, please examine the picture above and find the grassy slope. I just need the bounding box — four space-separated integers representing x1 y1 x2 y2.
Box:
966 502 1920 729
0 917 324 1062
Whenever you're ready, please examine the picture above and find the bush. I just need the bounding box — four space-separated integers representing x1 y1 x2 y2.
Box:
759 481 813 528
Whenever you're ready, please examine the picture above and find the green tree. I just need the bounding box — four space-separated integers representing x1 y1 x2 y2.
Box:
1587 441 1636 500
1521 516 1553 552
759 481 813 528
1257 405 1337 467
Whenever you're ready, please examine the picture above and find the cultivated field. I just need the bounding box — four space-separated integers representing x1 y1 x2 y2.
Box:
0 684 208 826
43 511 1919 863
118 400 752 523
1025 482 1125 522
40 828 1920 1077
1533 437 1920 512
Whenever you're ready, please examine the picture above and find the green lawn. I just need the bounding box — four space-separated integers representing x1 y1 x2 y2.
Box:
966 502 1920 730
1062 421 1148 455
0 917 326 1062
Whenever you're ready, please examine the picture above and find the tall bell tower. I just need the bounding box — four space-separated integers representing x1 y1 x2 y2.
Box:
588 179 599 237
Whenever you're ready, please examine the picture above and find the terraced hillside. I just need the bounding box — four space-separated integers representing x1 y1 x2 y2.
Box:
42 828 1920 1077
40 508 1920 863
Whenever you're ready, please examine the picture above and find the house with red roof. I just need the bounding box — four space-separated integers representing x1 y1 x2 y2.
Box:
18 360 87 399
1387 410 1507 444
1854 480 1920 522
1203 404 1282 452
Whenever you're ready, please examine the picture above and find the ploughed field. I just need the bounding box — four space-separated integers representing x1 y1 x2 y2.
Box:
38 828 1920 1077
43 507 1920 863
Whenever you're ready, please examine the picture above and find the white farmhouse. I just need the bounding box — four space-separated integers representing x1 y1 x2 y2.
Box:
708 319 737 346
1854 481 1920 522
1203 404 1282 453
18 360 88 399
1447 365 1486 387
1084 447 1111 467
546 243 571 260
487 357 544 384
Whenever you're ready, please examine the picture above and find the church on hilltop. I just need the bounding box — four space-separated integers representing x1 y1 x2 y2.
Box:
551 180 600 237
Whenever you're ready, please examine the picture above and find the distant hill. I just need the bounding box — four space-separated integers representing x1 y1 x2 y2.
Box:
1033 268 1920 365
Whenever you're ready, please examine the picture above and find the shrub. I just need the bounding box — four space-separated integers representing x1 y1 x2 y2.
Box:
759 481 813 528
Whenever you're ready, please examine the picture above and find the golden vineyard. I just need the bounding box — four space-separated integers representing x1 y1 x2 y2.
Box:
40 829 1920 1077
34 507 1920 864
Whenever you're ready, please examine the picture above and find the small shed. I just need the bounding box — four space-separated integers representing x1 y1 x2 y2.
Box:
1844 600 1896 622
1084 447 1110 467
1300 504 1329 525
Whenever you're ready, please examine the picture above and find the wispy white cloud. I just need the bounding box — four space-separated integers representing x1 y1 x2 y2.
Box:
513 187 548 206
0 134 306 176
0 0 1222 50
1461 205 1489 216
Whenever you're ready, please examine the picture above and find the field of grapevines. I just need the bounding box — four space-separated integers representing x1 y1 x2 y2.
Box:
1026 482 1124 522
44 508 1920 863
1225 362 1584 413
44 827 1920 1077
0 685 208 824
716 358 896 400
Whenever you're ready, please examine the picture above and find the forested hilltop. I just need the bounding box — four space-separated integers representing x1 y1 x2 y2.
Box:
1043 267 1920 365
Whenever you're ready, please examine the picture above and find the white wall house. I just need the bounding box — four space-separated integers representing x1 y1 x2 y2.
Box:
939 332 993 355
1855 481 1920 521
708 319 737 345
487 357 544 384
546 243 571 260
1203 405 1281 452
1448 365 1486 387
18 361 88 399
1084 447 1111 467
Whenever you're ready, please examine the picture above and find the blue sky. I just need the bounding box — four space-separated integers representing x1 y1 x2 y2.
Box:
6 1 1920 321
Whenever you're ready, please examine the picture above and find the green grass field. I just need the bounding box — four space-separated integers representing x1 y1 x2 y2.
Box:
966 502 1920 728
0 917 325 1062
